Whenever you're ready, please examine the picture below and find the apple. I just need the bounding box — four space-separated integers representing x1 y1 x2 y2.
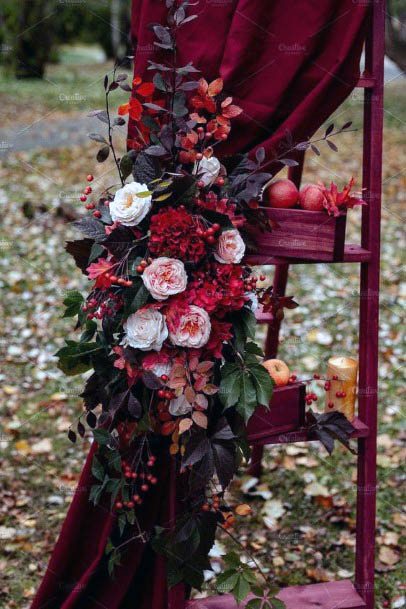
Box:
299 183 326 211
262 358 290 387
265 179 299 208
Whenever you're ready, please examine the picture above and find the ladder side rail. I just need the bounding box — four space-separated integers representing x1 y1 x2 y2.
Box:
355 1 385 607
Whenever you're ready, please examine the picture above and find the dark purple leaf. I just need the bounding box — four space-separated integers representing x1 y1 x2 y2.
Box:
255 147 265 164
109 390 129 413
104 75 109 90
325 123 334 137
143 102 168 112
77 421 86 437
327 140 338 152
142 370 162 390
128 393 142 418
65 239 94 272
68 429 77 443
116 73 128 82
72 217 106 241
119 82 132 92
86 411 97 428
279 158 299 167
311 144 320 156
97 146 110 163
178 81 199 91
145 144 167 156
341 121 352 130
295 141 310 151
88 132 108 144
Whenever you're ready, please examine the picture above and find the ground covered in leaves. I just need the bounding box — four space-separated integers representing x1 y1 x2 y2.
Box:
0 75 404 609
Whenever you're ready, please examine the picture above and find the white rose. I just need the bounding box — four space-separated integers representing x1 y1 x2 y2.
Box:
110 182 152 226
214 229 246 264
194 155 221 187
169 395 193 417
122 309 168 351
142 257 188 301
169 305 211 349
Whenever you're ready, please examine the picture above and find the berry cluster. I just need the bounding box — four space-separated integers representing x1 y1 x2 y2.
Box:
114 455 158 511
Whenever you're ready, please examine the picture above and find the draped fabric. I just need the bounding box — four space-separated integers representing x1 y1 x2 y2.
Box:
128 0 368 163
32 2 368 608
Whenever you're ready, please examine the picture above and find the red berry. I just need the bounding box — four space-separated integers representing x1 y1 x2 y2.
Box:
206 236 216 245
87 174 94 182
127 501 135 509
313 373 320 380
141 484 149 492
342 392 346 398
324 382 331 391
131 472 137 479
161 374 168 382
147 460 154 468
157 389 165 399
290 374 297 381
212 223 220 232
151 477 158 484
115 501 123 510
328 401 334 409
195 153 203 161
136 265 144 273
336 391 342 398
133 494 140 502
93 210 101 218
201 503 210 512
84 186 92 195
332 375 339 381
197 180 205 188
80 195 87 202
216 177 225 186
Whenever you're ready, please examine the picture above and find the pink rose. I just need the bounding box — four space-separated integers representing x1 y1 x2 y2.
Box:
142 257 187 301
168 305 211 349
214 229 245 264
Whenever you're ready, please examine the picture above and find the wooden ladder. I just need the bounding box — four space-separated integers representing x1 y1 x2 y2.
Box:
169 1 385 607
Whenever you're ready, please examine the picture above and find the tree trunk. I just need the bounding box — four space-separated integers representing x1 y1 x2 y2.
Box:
385 2 406 72
15 0 55 79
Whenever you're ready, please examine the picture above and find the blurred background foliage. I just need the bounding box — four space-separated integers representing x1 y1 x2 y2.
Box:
0 0 131 79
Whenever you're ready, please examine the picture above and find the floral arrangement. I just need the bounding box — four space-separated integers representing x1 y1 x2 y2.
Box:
57 1 360 605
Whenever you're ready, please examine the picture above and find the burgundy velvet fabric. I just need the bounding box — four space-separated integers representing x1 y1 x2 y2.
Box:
32 3 368 609
128 0 368 163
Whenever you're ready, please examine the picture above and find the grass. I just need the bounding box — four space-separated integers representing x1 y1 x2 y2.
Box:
0 55 404 608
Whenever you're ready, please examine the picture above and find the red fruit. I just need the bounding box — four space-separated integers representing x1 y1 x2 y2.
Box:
93 210 101 218
151 477 158 484
266 179 299 208
141 484 149 492
127 501 135 509
80 195 87 202
299 184 325 211
115 501 123 510
87 174 94 182
161 374 168 382
84 186 92 195
328 401 334 409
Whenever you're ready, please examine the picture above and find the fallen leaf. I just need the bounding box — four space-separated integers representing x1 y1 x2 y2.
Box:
379 546 400 566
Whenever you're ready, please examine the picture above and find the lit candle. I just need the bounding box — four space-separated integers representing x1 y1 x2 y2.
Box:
325 356 358 420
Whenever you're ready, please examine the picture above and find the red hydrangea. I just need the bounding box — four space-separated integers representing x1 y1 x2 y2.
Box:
170 263 247 316
148 206 207 263
204 319 233 359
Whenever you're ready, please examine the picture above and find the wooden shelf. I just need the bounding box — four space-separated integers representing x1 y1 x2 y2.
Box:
248 416 369 446
187 580 366 609
245 244 371 266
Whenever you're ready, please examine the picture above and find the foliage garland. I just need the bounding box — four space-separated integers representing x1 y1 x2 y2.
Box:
58 2 361 605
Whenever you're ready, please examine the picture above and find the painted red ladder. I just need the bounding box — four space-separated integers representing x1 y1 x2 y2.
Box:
169 1 385 607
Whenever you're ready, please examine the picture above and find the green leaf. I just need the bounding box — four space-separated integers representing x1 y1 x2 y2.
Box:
232 575 251 604
55 340 101 376
241 308 257 341
216 570 239 594
91 456 104 481
245 342 264 357
249 363 274 407
89 483 103 505
62 290 84 318
237 372 257 422
224 551 241 569
270 599 285 609
118 513 126 536
120 154 134 180
89 242 104 263
107 550 121 576
93 428 111 446
246 600 263 609
219 370 241 409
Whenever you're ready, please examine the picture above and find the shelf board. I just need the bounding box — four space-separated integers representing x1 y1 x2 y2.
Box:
187 580 366 609
245 244 371 266
248 416 369 446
